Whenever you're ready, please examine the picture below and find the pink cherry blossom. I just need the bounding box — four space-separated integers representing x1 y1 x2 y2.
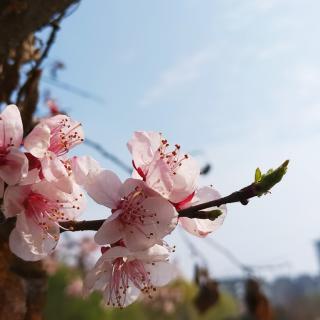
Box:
84 244 176 308
179 186 227 237
127 131 199 204
3 177 86 261
20 152 73 194
24 114 84 182
86 170 178 251
0 105 28 192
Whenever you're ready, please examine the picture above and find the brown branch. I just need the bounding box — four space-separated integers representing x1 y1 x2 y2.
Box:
18 68 42 134
60 160 289 233
16 10 67 134
60 209 224 232
59 186 256 232
16 12 64 105
178 184 256 217
61 219 104 232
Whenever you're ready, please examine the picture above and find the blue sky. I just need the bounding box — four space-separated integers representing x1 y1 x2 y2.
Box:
44 0 320 279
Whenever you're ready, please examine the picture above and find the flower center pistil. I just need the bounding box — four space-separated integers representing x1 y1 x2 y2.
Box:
48 117 84 156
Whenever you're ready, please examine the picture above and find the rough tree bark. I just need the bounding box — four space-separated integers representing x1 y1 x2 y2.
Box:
0 0 78 60
0 1 79 319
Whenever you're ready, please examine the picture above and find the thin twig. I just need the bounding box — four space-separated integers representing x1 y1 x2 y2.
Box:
16 12 65 105
204 237 290 274
60 219 105 232
33 18 63 71
60 160 288 233
178 184 256 217
59 186 254 232
204 237 252 274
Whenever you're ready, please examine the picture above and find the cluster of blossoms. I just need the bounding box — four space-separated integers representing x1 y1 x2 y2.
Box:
1 104 86 260
1 105 227 308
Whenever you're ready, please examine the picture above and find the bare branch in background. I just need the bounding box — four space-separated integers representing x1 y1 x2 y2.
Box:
16 12 65 103
84 138 132 174
204 237 253 274
16 10 68 134
43 76 107 105
181 228 289 277
41 66 213 176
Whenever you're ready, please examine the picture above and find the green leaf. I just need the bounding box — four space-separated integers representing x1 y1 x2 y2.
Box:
255 168 262 182
256 160 289 196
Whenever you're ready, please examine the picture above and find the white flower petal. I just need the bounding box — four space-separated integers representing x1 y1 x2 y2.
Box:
0 148 28 185
94 213 123 245
86 170 122 208
24 123 51 158
145 261 177 286
9 213 59 261
179 186 227 237
0 104 23 148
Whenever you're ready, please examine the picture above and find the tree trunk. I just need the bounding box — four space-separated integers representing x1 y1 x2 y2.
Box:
0 1 79 319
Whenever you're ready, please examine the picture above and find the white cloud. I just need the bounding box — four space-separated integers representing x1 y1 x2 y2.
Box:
139 48 214 107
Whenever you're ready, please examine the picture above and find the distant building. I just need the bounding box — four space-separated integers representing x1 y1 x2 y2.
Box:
220 274 320 309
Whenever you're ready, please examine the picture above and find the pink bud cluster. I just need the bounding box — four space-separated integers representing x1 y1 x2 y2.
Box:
1 105 227 308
